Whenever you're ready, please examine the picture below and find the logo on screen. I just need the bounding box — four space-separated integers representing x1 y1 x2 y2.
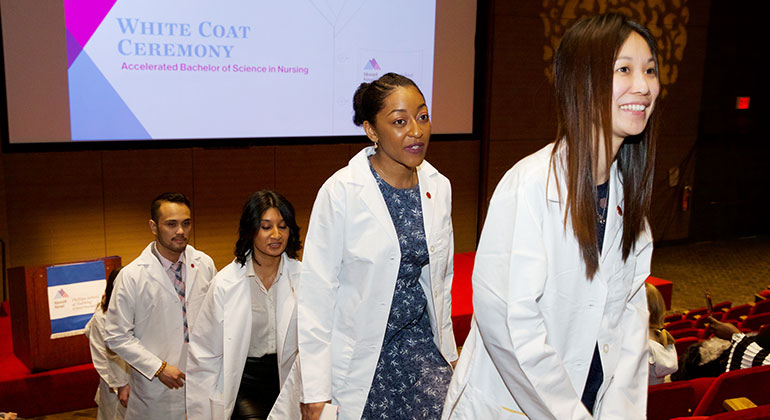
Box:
55 288 70 299
364 58 381 70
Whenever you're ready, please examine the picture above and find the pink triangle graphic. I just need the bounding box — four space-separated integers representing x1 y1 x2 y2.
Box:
65 0 118 49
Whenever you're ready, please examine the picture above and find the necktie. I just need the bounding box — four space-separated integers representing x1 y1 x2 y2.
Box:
172 261 188 342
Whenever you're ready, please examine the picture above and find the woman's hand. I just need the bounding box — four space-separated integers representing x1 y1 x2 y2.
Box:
706 316 741 340
301 401 331 420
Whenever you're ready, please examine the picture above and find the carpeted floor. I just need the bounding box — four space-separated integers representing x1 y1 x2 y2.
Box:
651 235 770 314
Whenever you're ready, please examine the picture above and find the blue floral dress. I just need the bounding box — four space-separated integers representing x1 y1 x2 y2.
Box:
361 164 453 420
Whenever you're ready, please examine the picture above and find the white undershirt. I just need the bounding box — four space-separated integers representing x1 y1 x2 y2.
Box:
247 257 282 357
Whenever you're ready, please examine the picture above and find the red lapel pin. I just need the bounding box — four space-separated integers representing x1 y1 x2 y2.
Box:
426 192 431 199
616 206 622 216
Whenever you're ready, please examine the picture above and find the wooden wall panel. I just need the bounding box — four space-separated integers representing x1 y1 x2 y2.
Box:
426 141 480 253
0 147 8 300
488 13 557 142
486 139 551 200
4 152 105 267
192 147 276 269
275 144 351 250
102 149 194 265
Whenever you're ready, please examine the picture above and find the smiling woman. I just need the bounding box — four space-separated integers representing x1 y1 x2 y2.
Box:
294 73 458 420
187 190 302 420
442 14 660 420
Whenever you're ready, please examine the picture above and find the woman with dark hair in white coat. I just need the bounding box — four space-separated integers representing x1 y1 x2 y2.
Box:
442 14 660 420
297 73 458 420
187 190 302 419
85 266 130 420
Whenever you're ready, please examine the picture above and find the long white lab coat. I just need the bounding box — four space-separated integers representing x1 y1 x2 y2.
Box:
104 243 216 420
85 305 129 420
296 146 458 420
442 143 652 420
186 254 301 419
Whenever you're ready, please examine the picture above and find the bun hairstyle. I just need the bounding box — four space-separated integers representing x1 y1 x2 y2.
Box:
352 72 423 126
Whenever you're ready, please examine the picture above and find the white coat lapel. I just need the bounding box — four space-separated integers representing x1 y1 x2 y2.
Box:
418 165 437 246
275 256 297 366
184 246 199 294
600 163 623 265
355 153 399 244
142 245 178 298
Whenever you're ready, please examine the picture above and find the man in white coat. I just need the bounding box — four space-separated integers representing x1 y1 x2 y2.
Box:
105 192 216 420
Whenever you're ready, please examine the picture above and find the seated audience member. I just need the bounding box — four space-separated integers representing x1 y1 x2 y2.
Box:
85 267 130 420
647 283 678 384
708 316 770 371
187 191 302 420
671 317 770 381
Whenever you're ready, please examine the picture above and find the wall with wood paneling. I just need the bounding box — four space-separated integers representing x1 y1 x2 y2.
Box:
0 140 479 300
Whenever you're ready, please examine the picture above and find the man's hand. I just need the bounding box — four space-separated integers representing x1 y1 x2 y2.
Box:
157 364 186 389
117 384 130 407
301 401 331 420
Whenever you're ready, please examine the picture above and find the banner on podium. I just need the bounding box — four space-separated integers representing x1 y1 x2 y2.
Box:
47 260 106 338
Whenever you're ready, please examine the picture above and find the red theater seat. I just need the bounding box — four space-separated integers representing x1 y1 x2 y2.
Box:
723 304 752 322
686 307 711 320
648 381 697 420
692 365 770 416
706 404 770 419
695 312 723 329
675 336 700 357
739 312 770 332
667 319 696 331
749 298 770 316
670 328 704 340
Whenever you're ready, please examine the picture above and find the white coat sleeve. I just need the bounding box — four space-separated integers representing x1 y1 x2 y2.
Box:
187 279 226 419
86 310 129 389
298 181 345 404
472 179 593 420
597 225 652 418
440 193 458 362
104 270 163 380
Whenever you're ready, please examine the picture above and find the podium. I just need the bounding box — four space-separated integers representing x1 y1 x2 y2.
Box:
8 256 121 372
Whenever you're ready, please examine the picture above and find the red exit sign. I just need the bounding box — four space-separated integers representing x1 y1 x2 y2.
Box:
736 96 750 109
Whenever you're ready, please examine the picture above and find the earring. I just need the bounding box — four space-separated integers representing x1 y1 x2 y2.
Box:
373 142 379 150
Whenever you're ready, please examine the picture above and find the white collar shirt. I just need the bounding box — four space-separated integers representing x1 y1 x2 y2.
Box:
152 242 187 286
247 257 283 357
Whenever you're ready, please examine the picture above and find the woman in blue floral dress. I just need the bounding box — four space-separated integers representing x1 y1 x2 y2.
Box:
297 73 457 420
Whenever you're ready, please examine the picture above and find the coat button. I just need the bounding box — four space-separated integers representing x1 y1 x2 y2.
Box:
602 344 609 353
430 246 436 253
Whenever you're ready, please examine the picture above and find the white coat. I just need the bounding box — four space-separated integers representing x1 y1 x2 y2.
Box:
442 143 652 420
296 146 458 420
104 243 216 420
85 304 129 420
186 254 301 419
